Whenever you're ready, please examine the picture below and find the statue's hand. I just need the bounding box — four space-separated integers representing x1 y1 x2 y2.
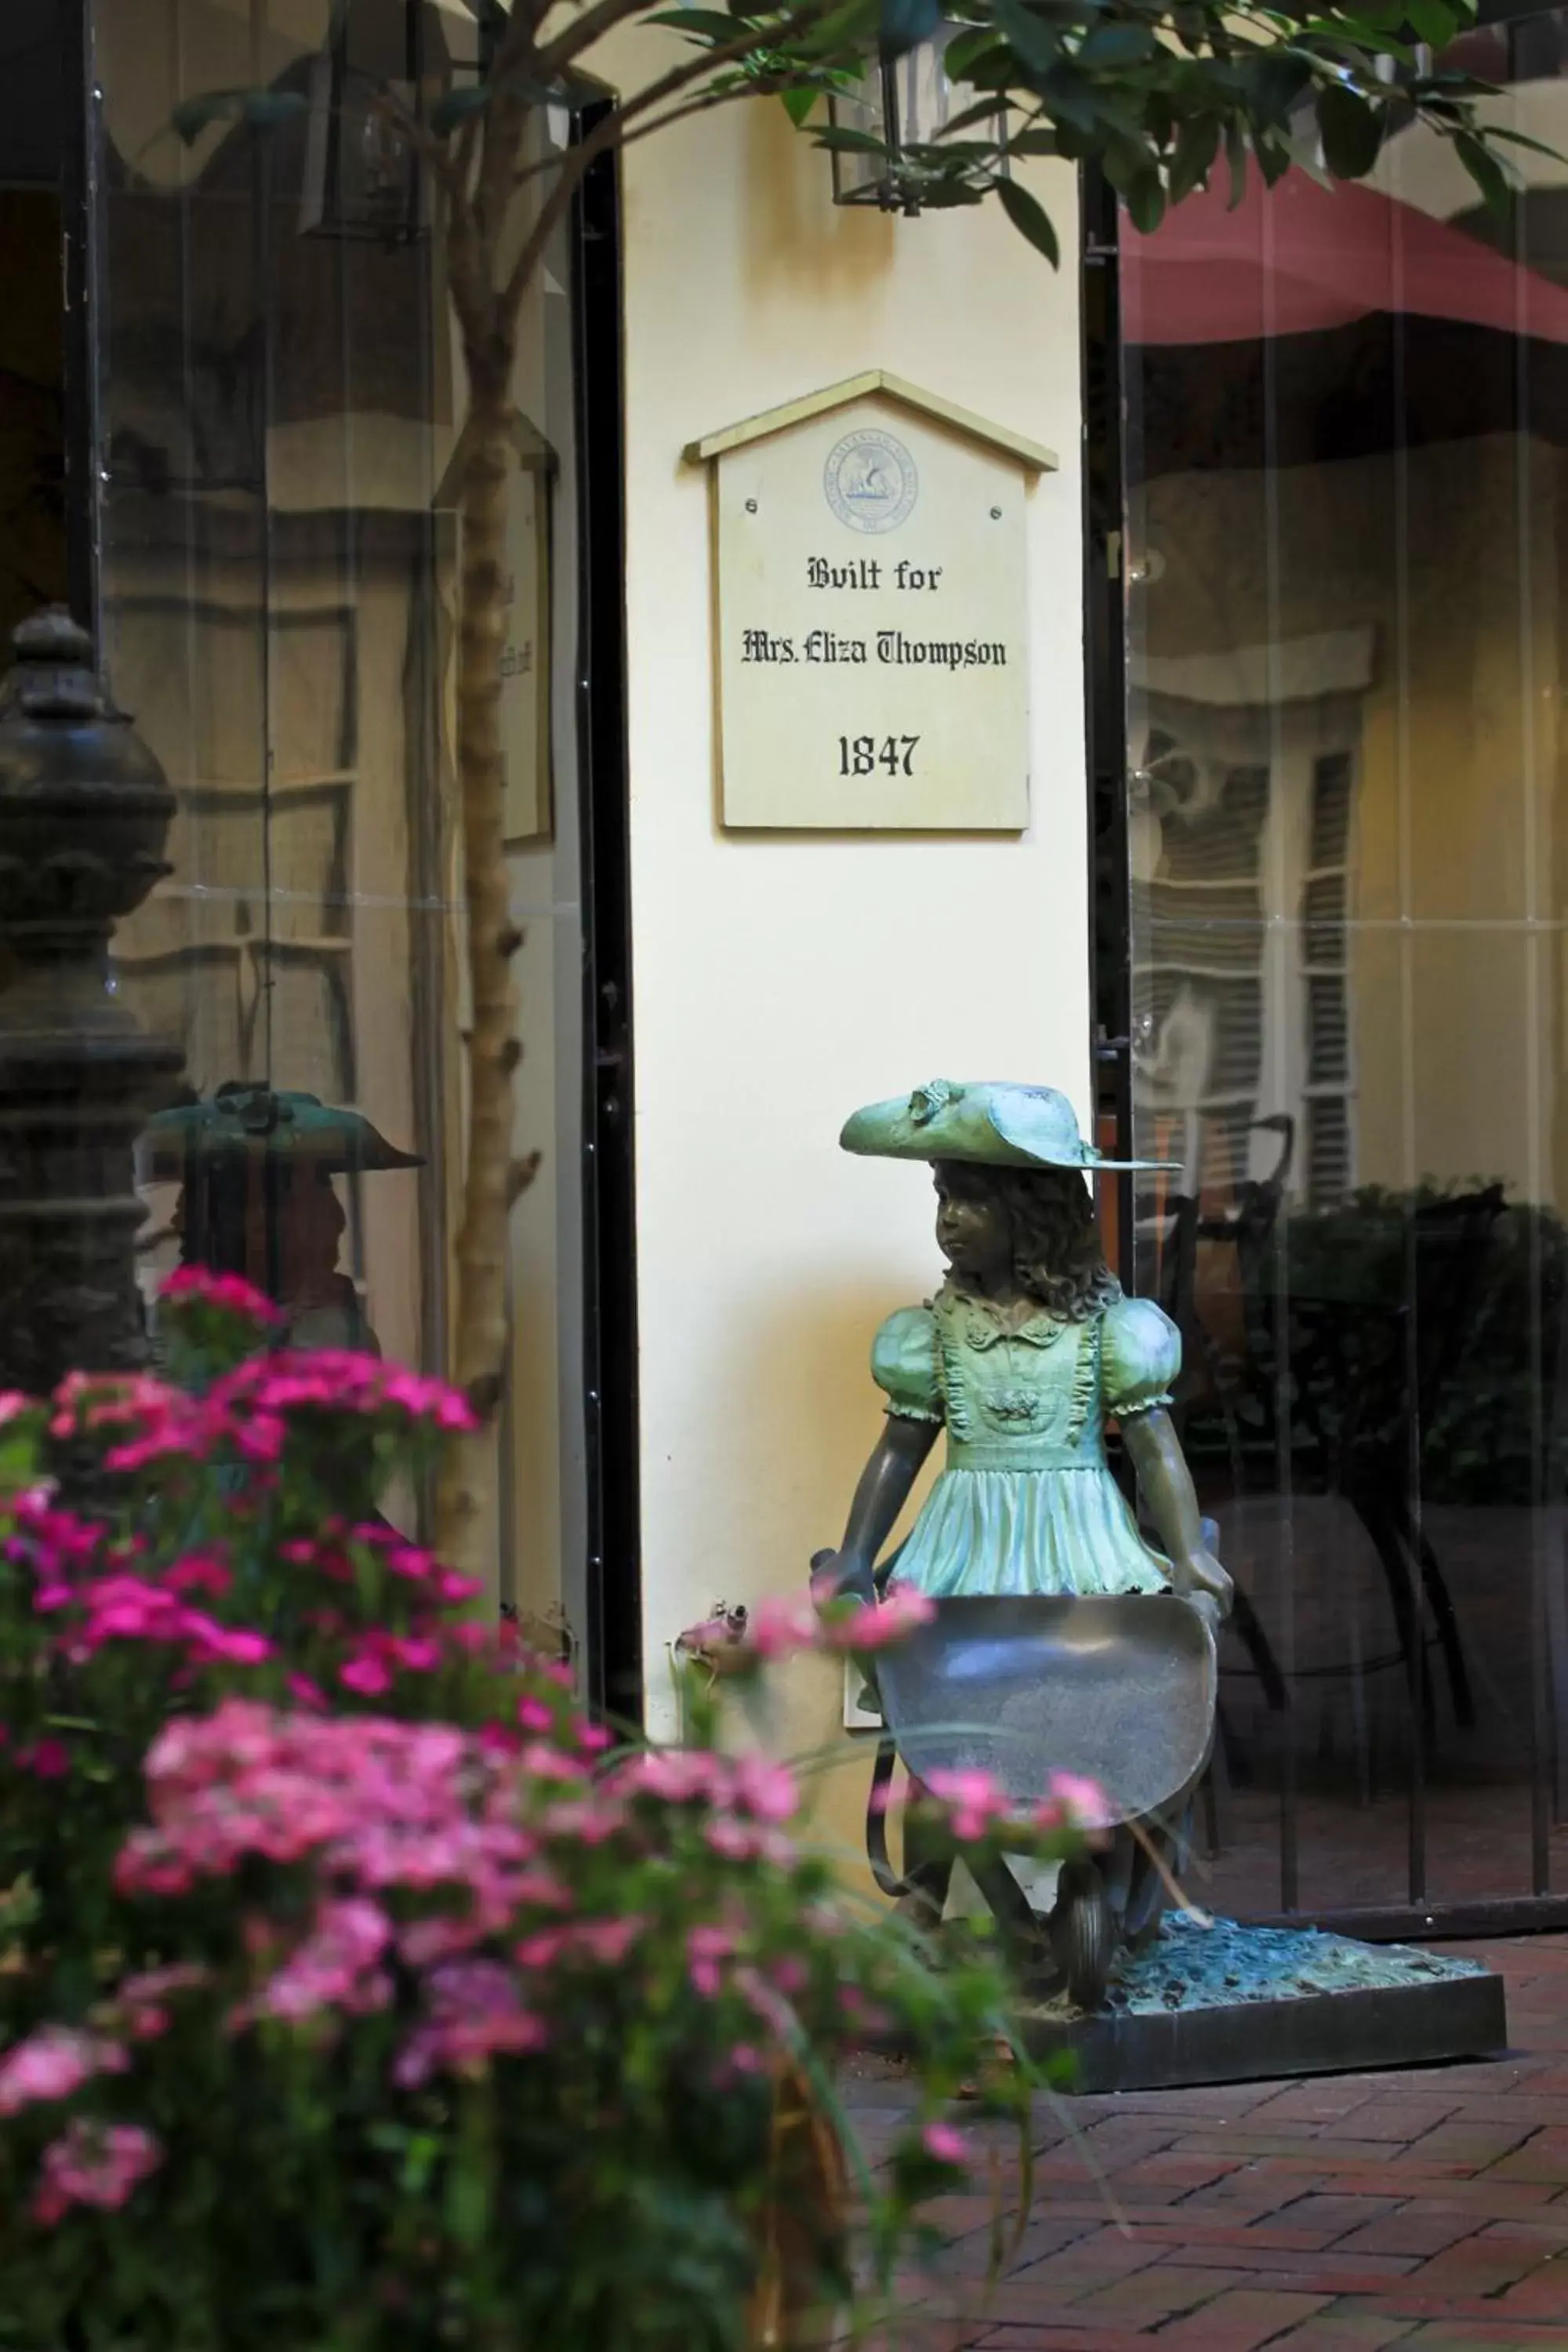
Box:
810 1548 875 1610
1173 1545 1233 1623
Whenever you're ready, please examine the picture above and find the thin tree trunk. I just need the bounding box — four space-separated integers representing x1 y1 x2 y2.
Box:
434 358 522 1576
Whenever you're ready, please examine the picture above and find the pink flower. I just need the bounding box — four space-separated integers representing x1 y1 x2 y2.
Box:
249 1898 393 2024
744 1593 820 1659
34 2120 161 2224
521 1742 590 1786
688 1922 735 1998
1051 1771 1113 1831
161 1265 281 1324
517 1699 554 1733
705 1817 762 1861
114 1962 209 2042
394 1959 546 2087
572 1916 643 1965
0 2027 128 2116
924 1766 1014 1843
920 2122 969 2169
183 1617 272 1668
731 1755 797 1824
163 1553 233 1599
822 1585 937 1651
25 1739 70 1780
339 1655 392 1697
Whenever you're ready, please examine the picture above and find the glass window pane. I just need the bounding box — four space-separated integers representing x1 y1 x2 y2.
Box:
1120 33 1568 1915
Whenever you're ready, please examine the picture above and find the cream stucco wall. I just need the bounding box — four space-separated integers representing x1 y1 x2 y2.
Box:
597 39 1090 1876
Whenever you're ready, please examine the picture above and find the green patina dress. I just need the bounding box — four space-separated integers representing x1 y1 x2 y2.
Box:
874 1287 1181 1599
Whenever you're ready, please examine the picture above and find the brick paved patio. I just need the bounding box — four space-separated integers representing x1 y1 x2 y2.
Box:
844 1935 1568 2348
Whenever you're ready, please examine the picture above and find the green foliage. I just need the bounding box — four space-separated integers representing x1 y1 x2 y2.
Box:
162 0 1533 274
626 0 1529 247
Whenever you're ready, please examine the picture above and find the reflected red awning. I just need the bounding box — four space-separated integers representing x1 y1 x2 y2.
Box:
1123 169 1568 348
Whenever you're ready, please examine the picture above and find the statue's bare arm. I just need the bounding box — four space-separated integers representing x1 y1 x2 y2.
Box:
1120 1407 1233 1621
813 1417 939 1604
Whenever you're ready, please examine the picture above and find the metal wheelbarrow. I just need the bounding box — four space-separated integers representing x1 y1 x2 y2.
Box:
864 1592 1218 2011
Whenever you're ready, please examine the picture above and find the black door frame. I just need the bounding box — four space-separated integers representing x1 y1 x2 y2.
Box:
571 121 643 1728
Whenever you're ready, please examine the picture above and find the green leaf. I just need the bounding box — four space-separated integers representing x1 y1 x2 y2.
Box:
996 172 1062 264
1006 125 1062 155
916 178 988 203
1036 61 1099 131
1123 169 1166 232
942 89 1014 135
994 0 1061 78
1487 125 1567 164
1239 48 1314 122
1316 80 1385 177
944 27 1006 81
812 122 895 151
779 82 819 125
1225 120 1249 208
1404 0 1459 45
1167 112 1219 201
1455 125 1511 216
880 0 943 55
1078 21 1156 67
1256 133 1292 184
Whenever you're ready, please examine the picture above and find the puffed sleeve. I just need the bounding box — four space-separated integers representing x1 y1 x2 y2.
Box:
870 1305 943 1425
1101 1295 1181 1419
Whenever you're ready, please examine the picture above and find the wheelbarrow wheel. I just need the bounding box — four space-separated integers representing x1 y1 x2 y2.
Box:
1051 1858 1113 2012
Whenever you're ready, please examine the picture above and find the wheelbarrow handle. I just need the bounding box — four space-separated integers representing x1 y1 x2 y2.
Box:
865 1735 908 1900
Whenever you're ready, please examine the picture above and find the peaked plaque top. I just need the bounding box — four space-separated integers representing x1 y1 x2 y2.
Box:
683 371 1057 477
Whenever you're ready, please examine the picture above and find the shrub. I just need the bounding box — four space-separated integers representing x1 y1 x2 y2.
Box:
0 1271 1083 2350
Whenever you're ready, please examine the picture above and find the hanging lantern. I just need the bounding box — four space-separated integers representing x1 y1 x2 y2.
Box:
298 5 431 245
828 31 1007 217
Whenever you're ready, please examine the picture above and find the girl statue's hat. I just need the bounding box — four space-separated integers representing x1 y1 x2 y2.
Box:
142 1083 423 1182
840 1080 1178 1173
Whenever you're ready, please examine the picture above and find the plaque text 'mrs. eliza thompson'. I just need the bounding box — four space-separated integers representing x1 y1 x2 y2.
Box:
710 394 1031 828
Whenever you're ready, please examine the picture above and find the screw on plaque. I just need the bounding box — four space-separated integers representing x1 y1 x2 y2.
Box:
990 506 1002 519
745 499 758 513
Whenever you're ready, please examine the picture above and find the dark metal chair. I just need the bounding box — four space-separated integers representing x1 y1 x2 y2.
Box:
1227 1185 1505 1738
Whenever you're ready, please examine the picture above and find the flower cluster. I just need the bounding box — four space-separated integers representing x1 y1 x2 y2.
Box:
34 2120 160 2226
159 1267 281 1324
676 1581 937 1674
0 1270 1087 2350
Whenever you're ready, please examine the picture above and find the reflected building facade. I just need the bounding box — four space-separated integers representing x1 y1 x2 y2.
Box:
1104 27 1568 1922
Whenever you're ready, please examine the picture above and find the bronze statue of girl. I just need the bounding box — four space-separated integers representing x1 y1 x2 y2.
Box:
821 1080 1231 1621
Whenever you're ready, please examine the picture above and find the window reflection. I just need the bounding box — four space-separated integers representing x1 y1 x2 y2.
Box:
89 2 592 1635
1120 13 1568 1917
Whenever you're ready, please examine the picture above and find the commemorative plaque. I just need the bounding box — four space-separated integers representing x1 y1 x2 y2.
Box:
686 372 1054 832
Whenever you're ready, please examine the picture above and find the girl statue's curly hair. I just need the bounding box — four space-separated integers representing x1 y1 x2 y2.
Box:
959 1164 1121 1320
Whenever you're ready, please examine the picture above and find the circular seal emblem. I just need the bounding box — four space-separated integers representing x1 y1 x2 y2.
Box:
823 427 918 535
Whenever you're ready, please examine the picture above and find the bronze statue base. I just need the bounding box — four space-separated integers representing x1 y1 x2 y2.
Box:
1012 1913 1508 2093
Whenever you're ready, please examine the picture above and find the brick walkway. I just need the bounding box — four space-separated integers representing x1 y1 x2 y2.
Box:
845 1936 1568 2348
